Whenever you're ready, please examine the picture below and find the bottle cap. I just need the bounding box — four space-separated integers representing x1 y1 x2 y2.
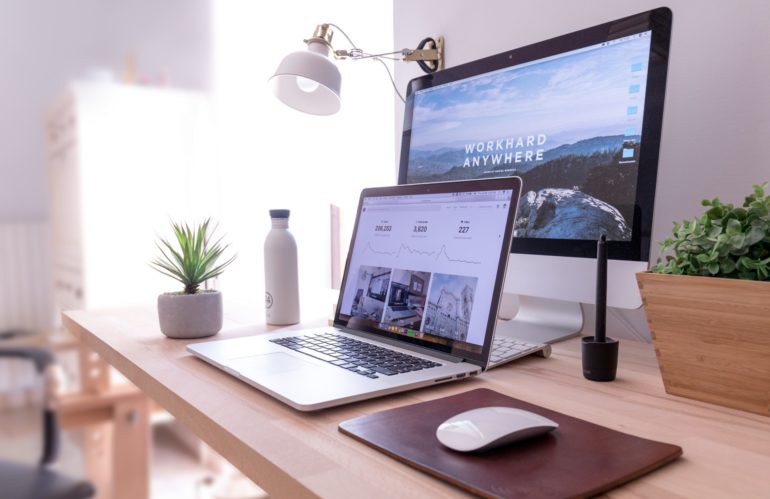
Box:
269 209 290 218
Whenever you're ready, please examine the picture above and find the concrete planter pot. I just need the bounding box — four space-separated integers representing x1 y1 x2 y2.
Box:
636 272 770 416
157 290 223 339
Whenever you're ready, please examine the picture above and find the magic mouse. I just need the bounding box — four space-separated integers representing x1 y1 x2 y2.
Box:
436 406 558 452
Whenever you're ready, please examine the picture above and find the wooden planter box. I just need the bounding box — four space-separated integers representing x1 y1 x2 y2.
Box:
637 272 770 416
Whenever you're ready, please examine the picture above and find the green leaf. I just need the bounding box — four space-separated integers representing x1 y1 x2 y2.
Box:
725 218 742 236
735 255 752 271
728 233 746 251
720 258 736 274
706 206 724 220
707 225 722 239
746 224 765 245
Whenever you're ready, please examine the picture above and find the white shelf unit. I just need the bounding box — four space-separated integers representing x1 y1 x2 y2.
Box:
47 81 218 315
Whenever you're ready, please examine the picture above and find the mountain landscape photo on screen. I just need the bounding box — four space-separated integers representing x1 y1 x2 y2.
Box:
406 33 652 241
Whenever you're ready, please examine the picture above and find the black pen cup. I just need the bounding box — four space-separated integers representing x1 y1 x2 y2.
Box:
581 336 619 381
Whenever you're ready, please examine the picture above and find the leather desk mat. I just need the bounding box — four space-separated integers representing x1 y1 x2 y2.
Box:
339 388 682 498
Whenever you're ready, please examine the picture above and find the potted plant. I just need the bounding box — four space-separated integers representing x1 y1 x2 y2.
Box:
151 219 236 339
636 183 770 416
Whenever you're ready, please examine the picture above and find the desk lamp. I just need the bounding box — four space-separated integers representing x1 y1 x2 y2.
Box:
269 23 444 115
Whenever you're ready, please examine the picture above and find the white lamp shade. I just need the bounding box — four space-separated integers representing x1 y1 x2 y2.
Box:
269 49 342 115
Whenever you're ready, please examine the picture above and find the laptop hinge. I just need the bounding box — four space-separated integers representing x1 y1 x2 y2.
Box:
339 327 467 364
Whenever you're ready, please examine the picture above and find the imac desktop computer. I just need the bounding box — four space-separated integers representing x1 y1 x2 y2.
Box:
398 8 672 344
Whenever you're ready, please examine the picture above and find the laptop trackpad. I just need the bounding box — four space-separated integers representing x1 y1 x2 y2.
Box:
230 352 317 376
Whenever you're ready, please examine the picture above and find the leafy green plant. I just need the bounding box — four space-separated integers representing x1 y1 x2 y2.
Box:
151 219 236 294
652 183 770 280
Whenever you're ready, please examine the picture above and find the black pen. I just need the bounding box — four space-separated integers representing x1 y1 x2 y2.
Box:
595 234 607 343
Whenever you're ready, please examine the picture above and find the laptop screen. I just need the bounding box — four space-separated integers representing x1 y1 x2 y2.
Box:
334 178 521 365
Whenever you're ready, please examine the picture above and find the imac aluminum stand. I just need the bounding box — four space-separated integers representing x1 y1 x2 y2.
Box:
495 295 583 344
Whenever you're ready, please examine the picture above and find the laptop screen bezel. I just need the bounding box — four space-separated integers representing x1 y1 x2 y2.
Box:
333 177 522 369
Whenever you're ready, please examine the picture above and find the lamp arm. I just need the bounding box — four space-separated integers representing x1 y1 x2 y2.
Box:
316 23 444 72
337 49 402 61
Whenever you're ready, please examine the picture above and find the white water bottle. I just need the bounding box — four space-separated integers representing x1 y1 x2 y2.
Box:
264 209 300 325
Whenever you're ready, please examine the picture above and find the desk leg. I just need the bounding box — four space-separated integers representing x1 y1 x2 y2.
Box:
78 343 110 393
68 341 151 498
112 395 151 499
82 421 113 499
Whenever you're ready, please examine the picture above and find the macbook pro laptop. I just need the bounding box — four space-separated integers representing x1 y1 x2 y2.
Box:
188 177 542 411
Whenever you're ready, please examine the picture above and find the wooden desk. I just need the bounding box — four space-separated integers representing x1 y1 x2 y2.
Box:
63 308 770 498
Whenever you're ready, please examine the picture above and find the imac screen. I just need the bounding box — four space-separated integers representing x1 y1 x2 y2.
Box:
399 8 671 260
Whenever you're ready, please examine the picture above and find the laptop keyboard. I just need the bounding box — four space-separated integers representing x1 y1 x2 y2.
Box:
270 333 442 379
488 337 550 368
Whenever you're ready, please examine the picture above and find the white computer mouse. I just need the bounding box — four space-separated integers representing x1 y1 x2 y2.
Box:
436 406 558 452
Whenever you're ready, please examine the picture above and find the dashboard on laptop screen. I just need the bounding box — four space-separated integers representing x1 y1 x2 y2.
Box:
336 186 516 358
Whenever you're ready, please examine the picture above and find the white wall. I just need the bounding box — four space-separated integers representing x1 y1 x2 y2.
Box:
393 0 770 340
0 0 211 221
212 1 394 321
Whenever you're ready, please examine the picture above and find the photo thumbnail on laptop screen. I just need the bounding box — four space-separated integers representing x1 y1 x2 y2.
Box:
405 31 652 242
338 189 514 354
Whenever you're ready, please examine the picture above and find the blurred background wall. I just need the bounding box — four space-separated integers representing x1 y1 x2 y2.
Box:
0 0 212 332
0 0 212 220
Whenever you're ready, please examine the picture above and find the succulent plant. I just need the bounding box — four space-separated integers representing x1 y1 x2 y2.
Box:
652 183 770 280
151 219 236 294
